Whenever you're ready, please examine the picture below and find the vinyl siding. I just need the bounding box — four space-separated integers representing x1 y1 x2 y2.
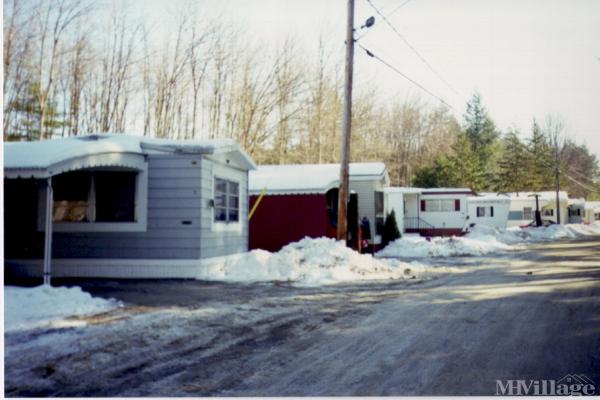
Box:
51 154 204 259
349 178 386 240
199 158 249 259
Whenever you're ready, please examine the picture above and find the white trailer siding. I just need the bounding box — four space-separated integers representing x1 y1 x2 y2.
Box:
467 196 511 230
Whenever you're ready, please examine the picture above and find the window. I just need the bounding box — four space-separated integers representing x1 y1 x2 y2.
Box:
422 199 460 212
53 170 137 223
523 207 533 220
477 206 486 217
542 208 554 217
43 168 147 232
214 177 239 223
441 199 455 212
490 206 494 217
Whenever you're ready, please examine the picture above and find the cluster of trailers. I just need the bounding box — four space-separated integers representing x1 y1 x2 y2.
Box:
4 134 600 279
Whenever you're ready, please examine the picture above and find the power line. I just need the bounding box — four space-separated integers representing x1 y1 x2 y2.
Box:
365 0 463 100
386 0 414 17
560 169 600 194
357 43 454 110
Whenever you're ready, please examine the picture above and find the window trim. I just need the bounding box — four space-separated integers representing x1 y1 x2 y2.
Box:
38 167 148 232
211 173 242 233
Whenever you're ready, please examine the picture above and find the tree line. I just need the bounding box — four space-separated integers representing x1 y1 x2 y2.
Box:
4 0 599 199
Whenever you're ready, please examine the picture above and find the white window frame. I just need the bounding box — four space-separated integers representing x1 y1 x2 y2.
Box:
523 207 533 220
38 167 148 232
477 206 486 217
210 163 243 233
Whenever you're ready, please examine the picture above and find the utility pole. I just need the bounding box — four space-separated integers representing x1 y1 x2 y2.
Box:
554 147 561 225
337 0 355 242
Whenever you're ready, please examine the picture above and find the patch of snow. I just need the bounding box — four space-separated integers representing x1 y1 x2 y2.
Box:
377 228 510 259
4 285 122 333
198 237 415 285
377 222 600 259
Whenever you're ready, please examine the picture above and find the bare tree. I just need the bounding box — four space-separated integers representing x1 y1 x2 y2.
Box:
32 0 91 139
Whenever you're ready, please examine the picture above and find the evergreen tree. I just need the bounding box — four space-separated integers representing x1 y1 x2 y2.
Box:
526 119 554 191
382 210 401 248
412 133 484 191
8 82 66 141
463 92 498 166
442 133 485 190
495 130 528 192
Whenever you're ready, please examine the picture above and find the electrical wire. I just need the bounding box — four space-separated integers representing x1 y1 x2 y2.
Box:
357 43 454 110
386 0 414 17
365 0 463 100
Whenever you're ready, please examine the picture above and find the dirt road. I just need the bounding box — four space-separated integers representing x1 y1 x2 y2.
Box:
5 239 600 396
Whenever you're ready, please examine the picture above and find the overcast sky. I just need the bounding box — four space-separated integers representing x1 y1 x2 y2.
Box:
143 0 600 156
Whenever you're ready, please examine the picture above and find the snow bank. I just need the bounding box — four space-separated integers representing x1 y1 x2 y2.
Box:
198 237 412 285
508 222 600 242
377 229 511 259
4 285 122 332
377 222 600 259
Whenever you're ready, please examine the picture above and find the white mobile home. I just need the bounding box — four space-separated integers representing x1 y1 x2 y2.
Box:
506 191 569 227
383 187 473 236
4 134 255 280
467 194 511 230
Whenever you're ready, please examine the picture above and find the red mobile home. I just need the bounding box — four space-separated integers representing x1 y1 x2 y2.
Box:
249 163 388 252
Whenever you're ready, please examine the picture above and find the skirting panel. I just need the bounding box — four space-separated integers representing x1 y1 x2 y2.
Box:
5 255 242 279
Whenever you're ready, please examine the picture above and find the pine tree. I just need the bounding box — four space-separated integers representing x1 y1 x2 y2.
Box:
443 133 485 190
495 130 528 192
382 210 401 248
8 82 67 141
526 119 554 191
463 92 498 166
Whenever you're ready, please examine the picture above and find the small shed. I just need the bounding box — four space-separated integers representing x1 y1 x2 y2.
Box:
248 163 388 251
4 133 255 281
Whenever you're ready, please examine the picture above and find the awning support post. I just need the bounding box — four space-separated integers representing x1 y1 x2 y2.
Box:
43 177 53 286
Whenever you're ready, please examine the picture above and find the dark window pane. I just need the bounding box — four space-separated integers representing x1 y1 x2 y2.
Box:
215 193 227 207
52 171 92 222
228 181 239 196
53 171 91 201
375 216 385 235
229 195 239 209
215 178 227 193
374 191 384 214
215 207 227 221
228 209 239 222
95 171 136 222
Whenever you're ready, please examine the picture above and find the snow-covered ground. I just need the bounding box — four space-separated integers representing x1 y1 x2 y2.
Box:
377 222 600 259
4 285 122 333
5 238 600 396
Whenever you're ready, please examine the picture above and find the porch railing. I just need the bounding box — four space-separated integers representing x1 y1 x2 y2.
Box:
403 217 434 231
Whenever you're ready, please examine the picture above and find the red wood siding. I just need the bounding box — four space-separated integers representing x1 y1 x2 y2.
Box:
249 194 332 252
